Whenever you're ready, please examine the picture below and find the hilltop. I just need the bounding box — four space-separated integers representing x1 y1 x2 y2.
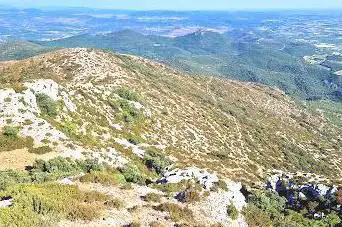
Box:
1 48 341 183
0 48 341 226
37 30 342 101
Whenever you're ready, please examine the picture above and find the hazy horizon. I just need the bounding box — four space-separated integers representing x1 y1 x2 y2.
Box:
1 0 342 11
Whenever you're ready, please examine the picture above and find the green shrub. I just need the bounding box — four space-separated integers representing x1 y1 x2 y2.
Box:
3 126 19 138
0 170 32 190
217 180 228 191
28 146 53 154
120 164 145 184
227 203 239 220
155 203 193 223
36 94 57 117
144 193 162 203
32 157 104 176
116 88 140 102
11 83 27 93
4 97 11 102
248 190 286 221
0 134 34 152
117 99 144 124
79 171 126 185
242 204 273 227
176 188 201 203
143 149 173 174
104 198 123 209
0 182 109 226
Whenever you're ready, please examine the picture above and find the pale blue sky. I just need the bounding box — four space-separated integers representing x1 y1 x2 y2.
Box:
1 0 342 10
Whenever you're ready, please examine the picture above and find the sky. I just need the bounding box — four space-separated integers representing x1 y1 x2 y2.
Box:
1 0 342 10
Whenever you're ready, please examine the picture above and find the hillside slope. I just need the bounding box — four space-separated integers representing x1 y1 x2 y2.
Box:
0 40 51 61
0 48 341 185
37 30 342 101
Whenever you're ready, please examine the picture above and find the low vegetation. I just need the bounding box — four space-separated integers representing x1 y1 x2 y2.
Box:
28 146 53 154
0 126 34 152
243 189 342 227
155 203 193 223
79 170 126 185
36 93 58 117
144 192 162 203
0 183 109 226
226 203 239 220
116 88 140 102
143 149 173 174
120 164 146 184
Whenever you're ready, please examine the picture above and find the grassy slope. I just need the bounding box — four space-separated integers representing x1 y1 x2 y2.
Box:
36 30 341 101
0 48 341 185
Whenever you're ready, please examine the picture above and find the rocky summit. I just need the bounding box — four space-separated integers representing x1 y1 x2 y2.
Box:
0 48 341 226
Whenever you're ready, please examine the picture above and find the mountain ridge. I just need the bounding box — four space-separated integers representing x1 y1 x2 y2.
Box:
0 48 341 186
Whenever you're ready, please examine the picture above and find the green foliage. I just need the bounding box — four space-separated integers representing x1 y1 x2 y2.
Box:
242 204 273 227
104 198 123 209
120 164 145 184
176 188 201 203
116 88 140 102
36 93 57 117
28 146 53 154
31 157 104 180
143 149 173 174
211 179 228 192
155 203 193 223
227 203 239 220
11 82 27 93
3 126 19 138
0 170 32 190
79 171 126 185
0 182 109 226
117 99 144 124
244 189 342 227
0 134 34 152
248 190 286 221
144 193 162 203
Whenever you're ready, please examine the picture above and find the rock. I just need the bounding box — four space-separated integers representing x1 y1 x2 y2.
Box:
24 79 59 101
62 91 77 112
58 177 74 185
0 197 13 208
115 137 145 158
161 166 219 190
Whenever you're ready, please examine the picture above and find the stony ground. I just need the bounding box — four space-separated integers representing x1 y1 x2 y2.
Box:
0 48 341 226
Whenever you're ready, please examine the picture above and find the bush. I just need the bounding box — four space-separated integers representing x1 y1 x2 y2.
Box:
11 83 27 93
176 188 201 203
116 88 140 102
0 182 109 225
0 170 32 190
217 180 228 191
117 100 144 124
79 171 126 185
143 149 173 174
120 164 145 184
248 190 286 220
0 134 34 152
104 198 123 209
32 157 104 176
242 204 273 227
36 94 57 117
3 126 19 138
155 203 193 223
28 146 53 154
144 193 162 203
227 203 239 220
335 188 342 205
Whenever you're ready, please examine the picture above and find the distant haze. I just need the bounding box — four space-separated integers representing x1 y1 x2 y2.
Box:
1 0 342 10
